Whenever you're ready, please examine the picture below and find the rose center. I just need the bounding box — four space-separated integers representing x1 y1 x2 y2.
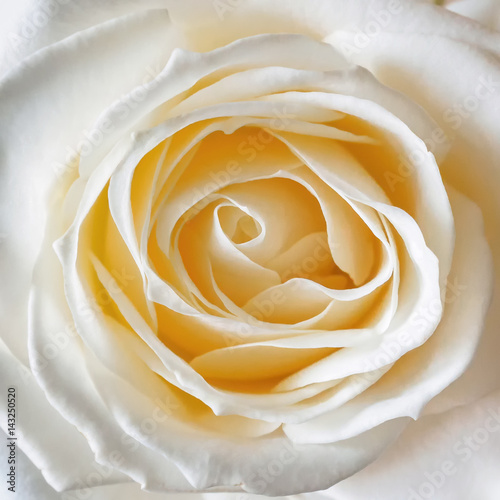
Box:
217 205 262 244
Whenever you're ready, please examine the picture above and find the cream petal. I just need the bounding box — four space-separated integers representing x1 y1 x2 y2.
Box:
267 93 454 284
283 187 493 443
274 212 441 391
171 61 448 163
329 389 500 500
0 8 178 491
107 140 174 326
325 6 500 414
90 254 358 420
444 0 500 31
28 239 195 491
274 166 387 288
0 430 78 500
92 245 401 423
0 5 171 363
77 33 348 180
0 0 172 74
217 177 327 267
190 345 333 383
164 0 500 55
70 354 410 495
49 229 412 494
270 133 441 344
175 199 282 308
0 347 127 492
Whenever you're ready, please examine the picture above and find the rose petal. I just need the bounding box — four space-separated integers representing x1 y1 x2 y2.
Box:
283 187 493 443
329 389 500 500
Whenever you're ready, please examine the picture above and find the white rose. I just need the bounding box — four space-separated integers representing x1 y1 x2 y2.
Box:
0 1 499 499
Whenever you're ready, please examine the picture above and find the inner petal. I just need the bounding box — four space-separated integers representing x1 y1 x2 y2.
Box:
218 205 262 244
218 177 327 265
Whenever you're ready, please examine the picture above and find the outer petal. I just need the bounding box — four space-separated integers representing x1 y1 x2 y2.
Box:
0 3 175 490
0 348 128 491
443 0 500 31
9 383 500 500
0 0 175 75
329 389 500 500
16 382 500 500
0 5 171 362
163 0 500 55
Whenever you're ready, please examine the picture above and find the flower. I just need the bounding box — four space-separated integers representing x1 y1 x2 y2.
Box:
1 1 499 499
